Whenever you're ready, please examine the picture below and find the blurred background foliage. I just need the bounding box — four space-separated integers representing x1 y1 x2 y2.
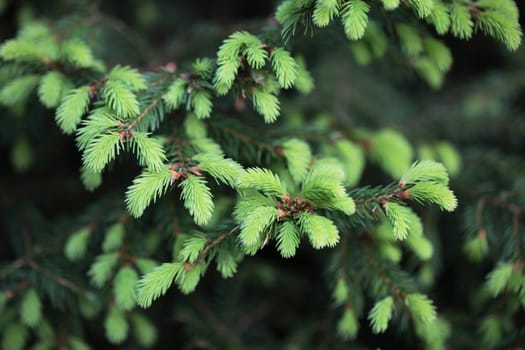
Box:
1 0 525 349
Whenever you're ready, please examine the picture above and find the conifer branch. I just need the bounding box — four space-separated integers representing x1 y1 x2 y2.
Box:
363 244 402 298
127 95 164 130
185 228 237 269
219 126 282 155
21 226 89 296
0 258 26 279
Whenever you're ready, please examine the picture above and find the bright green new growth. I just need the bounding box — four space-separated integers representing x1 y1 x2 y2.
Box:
283 138 312 184
276 220 301 258
108 65 147 91
408 0 434 19
463 233 489 262
479 315 503 348
381 0 400 10
180 175 214 226
406 293 437 324
1 35 54 62
294 55 315 94
451 1 474 39
178 235 208 263
424 38 453 72
370 129 413 178
301 159 356 215
38 71 71 108
82 132 122 172
384 202 414 240
64 226 90 261
233 192 276 224
163 78 187 110
0 74 40 107
20 289 42 328
401 160 457 212
192 57 213 79
125 167 173 217
368 296 394 333
251 86 281 123
191 89 213 119
193 153 243 187
485 262 513 296
55 86 91 134
476 10 522 51
79 164 106 188
130 132 167 171
213 31 299 122
102 222 125 252
341 0 370 40
131 314 158 347
238 167 287 197
333 139 365 186
337 308 359 340
136 263 181 308
427 2 451 35
60 39 102 70
313 0 340 27
239 206 279 248
89 253 119 287
397 24 423 56
299 213 340 249
435 142 462 176
135 258 158 275
410 181 457 211
103 81 140 118
271 48 298 88
69 337 91 350
214 31 261 94
76 107 120 151
407 233 434 260
104 307 129 344
2 323 28 350
114 266 138 310
11 137 34 173
402 160 449 185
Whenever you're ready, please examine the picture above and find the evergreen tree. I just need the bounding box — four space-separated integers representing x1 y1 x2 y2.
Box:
0 0 524 348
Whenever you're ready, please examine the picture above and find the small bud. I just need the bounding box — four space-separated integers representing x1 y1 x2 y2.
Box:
119 131 127 142
170 170 181 184
478 228 487 240
234 98 246 112
164 62 177 73
398 190 411 200
189 166 202 176
399 179 407 188
88 85 98 96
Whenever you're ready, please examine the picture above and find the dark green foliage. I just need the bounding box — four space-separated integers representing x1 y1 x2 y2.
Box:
0 0 524 349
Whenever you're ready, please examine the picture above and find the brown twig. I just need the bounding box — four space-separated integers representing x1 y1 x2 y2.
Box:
21 225 89 296
127 95 164 130
187 228 238 269
220 126 282 155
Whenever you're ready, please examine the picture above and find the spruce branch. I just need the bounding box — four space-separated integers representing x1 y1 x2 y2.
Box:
20 225 89 296
183 228 238 270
